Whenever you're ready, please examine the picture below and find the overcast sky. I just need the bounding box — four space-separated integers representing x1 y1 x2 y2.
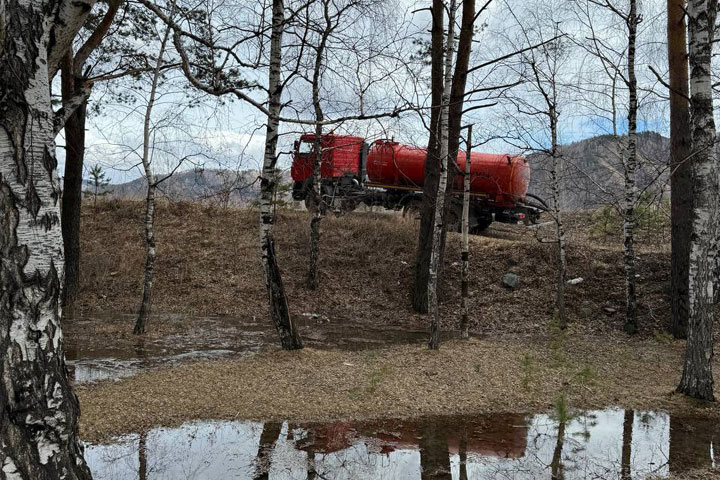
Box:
55 0 680 184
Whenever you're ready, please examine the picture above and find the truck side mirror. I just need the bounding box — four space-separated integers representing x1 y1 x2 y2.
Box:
293 140 299 152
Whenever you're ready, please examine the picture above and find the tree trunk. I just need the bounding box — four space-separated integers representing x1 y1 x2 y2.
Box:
677 0 718 401
134 184 156 334
412 0 445 314
419 421 452 480
260 0 304 350
308 130 322 290
549 105 567 328
623 0 639 334
620 410 634 480
668 0 693 339
460 126 471 339
669 416 718 473
458 429 468 480
138 432 147 480
445 0 476 187
59 0 120 309
253 422 282 480
413 0 475 314
550 419 566 479
428 0 457 350
134 21 171 335
0 1 94 477
60 54 89 310
307 3 331 291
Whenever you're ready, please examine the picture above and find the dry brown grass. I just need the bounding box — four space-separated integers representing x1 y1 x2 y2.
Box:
76 199 675 338
76 330 720 443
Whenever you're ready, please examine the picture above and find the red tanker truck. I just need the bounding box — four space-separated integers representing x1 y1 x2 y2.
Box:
291 133 543 233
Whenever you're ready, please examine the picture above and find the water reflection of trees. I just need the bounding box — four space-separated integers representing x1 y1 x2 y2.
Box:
669 415 719 474
83 409 720 480
419 421 452 479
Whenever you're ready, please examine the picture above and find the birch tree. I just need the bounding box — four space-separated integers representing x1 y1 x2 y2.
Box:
428 0 458 350
0 0 98 477
667 0 692 339
622 0 640 334
306 0 331 290
412 0 445 315
299 0 392 289
139 0 408 348
414 0 478 314
60 1 164 307
137 0 305 349
583 0 641 333
502 0 573 329
133 17 174 335
677 0 718 401
261 0 305 349
460 126 472 339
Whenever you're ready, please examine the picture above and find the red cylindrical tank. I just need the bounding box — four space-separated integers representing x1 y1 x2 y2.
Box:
366 140 529 207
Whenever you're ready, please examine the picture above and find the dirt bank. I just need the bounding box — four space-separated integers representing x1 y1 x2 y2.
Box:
76 330 719 443
74 200 674 337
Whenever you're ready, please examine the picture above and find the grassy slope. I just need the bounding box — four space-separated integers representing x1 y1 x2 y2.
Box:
76 200 672 336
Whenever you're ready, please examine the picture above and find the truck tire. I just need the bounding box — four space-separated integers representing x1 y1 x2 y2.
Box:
471 217 493 234
402 199 422 221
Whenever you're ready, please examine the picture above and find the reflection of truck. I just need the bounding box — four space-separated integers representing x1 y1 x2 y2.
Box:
292 414 529 458
291 133 543 233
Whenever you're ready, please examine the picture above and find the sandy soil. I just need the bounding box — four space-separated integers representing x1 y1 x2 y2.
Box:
76 329 720 443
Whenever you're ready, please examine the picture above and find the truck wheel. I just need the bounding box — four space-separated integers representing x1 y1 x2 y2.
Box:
304 193 328 214
471 217 493 234
402 199 422 222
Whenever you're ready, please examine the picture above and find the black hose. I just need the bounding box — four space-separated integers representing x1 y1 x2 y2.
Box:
526 193 550 209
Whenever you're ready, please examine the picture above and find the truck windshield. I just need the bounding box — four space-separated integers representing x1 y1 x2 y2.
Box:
298 140 314 154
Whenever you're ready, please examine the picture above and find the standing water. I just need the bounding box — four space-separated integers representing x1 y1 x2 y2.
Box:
86 409 717 479
64 314 452 384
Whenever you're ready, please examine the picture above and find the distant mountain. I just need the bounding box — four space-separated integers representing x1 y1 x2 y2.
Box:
95 133 673 210
93 168 293 205
527 131 671 210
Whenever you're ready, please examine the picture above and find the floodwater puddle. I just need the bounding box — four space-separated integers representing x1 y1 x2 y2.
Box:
85 408 718 479
64 314 453 383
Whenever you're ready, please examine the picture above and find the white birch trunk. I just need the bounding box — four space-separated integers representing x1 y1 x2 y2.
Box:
549 105 567 328
677 0 718 401
133 22 172 335
0 0 95 477
307 1 332 291
260 0 303 350
428 0 457 350
460 126 472 339
623 0 639 334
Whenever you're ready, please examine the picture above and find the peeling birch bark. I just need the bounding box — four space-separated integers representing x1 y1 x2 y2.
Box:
677 0 717 401
428 0 457 350
0 0 95 477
